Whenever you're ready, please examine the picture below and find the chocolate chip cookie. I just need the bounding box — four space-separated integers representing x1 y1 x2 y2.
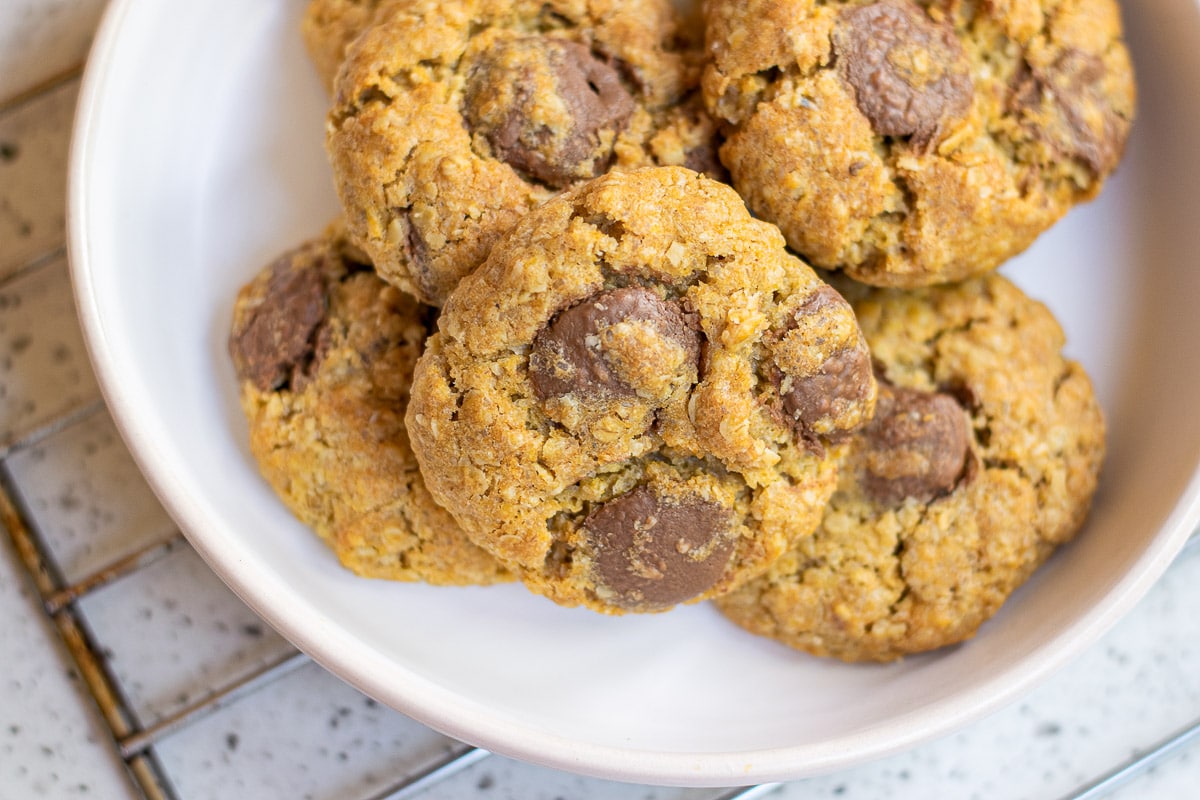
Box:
228 225 511 586
301 0 383 92
702 0 1135 287
406 167 877 614
715 274 1106 661
326 0 723 305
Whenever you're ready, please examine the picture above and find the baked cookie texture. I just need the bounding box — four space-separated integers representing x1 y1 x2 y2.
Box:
702 0 1135 287
326 0 723 305
406 167 877 614
715 274 1105 661
302 0 385 92
228 226 511 586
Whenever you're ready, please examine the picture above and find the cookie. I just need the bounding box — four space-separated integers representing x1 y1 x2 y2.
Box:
715 274 1106 661
301 0 384 92
406 167 877 614
702 0 1135 287
326 0 723 305
228 226 511 586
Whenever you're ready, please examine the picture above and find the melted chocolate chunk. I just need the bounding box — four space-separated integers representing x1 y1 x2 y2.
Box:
834 0 973 150
401 213 442 301
404 215 429 278
777 287 875 444
583 486 734 610
859 384 970 506
529 287 700 402
783 347 875 443
465 37 636 188
1012 49 1126 176
229 255 328 392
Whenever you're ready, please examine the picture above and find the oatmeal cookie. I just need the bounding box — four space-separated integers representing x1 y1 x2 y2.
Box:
302 0 384 92
702 0 1135 287
326 0 723 305
228 226 511 585
715 274 1105 661
406 167 877 614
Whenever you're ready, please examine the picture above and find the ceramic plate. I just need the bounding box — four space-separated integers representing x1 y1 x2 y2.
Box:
68 0 1200 786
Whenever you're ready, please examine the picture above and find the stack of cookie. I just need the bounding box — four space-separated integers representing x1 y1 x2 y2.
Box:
228 0 1131 662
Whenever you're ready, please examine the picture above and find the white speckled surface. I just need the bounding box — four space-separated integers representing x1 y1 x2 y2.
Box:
0 531 137 800
0 256 100 452
6 410 173 581
0 0 104 101
76 544 293 726
2 0 1199 798
0 80 76 280
152 662 463 800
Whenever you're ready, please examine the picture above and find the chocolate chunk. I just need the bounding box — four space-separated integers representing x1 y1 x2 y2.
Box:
229 255 328 392
529 287 700 402
776 287 875 444
404 216 429 277
583 486 734 610
859 384 970 506
834 0 973 150
1012 49 1126 176
466 37 636 188
783 346 875 444
682 139 728 182
402 214 439 301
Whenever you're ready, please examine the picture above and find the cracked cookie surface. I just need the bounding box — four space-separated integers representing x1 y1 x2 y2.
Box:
702 0 1135 287
715 273 1105 661
406 167 877 614
326 0 723 306
229 226 511 586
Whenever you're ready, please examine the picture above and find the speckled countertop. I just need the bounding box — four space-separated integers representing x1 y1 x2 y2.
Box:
2 2 1199 799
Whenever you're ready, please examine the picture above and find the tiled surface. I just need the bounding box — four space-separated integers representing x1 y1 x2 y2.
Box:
2 1 1200 800
6 409 173 583
0 78 77 280
77 545 292 726
418 756 718 800
153 663 460 800
0 0 104 102
0 255 101 453
0 518 137 800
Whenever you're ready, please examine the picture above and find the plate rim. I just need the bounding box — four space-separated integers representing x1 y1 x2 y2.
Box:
65 0 1200 786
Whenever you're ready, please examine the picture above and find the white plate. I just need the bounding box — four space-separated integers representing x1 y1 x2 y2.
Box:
68 0 1200 787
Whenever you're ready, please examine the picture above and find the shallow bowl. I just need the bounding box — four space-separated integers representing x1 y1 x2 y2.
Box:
68 0 1200 786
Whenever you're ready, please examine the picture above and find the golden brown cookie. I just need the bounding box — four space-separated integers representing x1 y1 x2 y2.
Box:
326 0 723 305
301 0 384 92
702 0 1135 287
406 167 877 614
715 274 1106 661
228 226 511 586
